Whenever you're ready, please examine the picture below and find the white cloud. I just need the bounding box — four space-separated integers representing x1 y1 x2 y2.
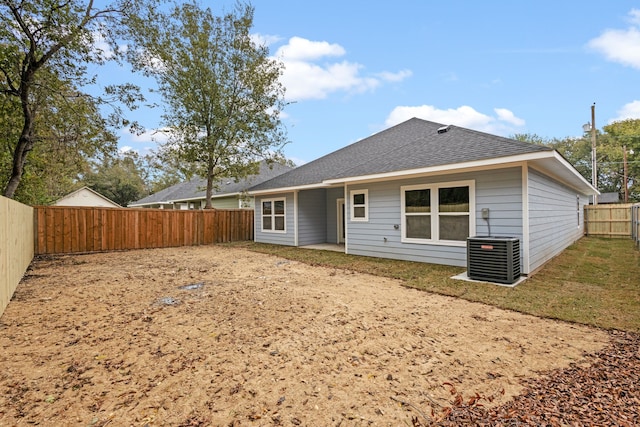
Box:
92 29 115 59
628 8 640 25
122 128 170 145
273 36 411 101
495 108 525 126
275 36 345 61
610 100 640 123
251 33 282 47
377 69 413 82
588 9 640 69
384 104 525 136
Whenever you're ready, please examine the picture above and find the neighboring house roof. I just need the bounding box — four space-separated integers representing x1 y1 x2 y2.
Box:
591 192 620 204
54 186 122 208
250 118 597 195
129 161 293 206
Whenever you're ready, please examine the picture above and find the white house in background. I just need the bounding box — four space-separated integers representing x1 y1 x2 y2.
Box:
129 161 294 210
54 186 121 208
249 118 599 277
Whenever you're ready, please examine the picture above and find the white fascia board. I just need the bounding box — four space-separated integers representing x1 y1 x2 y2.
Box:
160 193 244 204
323 151 558 185
247 182 331 196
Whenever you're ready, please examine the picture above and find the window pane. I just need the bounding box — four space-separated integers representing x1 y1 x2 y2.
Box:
274 216 285 230
439 215 469 241
263 216 272 230
353 193 365 205
439 187 469 212
274 200 285 215
262 201 272 215
354 206 366 218
406 189 430 213
406 215 431 239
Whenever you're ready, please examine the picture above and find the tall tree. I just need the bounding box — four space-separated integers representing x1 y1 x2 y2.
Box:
0 73 119 205
0 0 143 199
601 119 640 201
82 151 147 207
127 1 288 208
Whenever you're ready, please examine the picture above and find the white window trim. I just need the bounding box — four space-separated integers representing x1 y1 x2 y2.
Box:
261 198 286 233
401 180 475 247
350 189 369 222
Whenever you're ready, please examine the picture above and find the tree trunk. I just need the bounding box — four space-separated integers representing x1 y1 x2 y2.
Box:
204 161 214 209
3 115 35 199
4 62 37 199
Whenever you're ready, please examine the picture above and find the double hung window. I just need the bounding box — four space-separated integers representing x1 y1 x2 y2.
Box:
262 198 285 232
401 181 474 244
350 189 368 221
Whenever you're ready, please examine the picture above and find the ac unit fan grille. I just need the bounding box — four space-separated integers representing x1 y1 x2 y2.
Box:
467 237 520 284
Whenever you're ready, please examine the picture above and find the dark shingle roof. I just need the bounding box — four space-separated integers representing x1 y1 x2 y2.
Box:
250 118 552 191
131 161 293 205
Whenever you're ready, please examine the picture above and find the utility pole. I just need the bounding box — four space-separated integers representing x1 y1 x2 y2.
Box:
590 103 598 205
623 145 629 203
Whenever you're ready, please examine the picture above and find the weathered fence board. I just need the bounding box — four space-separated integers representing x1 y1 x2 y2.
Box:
584 204 633 238
34 206 254 255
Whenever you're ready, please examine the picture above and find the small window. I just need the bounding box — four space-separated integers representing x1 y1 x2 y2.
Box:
350 189 368 221
576 195 580 227
262 198 286 232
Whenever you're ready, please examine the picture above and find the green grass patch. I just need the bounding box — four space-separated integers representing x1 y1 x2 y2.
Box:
227 238 640 332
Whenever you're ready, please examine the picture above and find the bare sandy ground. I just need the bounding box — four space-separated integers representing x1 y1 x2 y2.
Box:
0 246 608 426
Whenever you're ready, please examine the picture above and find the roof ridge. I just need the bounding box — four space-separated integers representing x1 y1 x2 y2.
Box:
336 119 444 179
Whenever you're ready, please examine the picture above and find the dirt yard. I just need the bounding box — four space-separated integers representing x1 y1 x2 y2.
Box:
0 246 609 426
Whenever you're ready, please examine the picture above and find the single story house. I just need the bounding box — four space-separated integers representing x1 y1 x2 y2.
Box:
249 118 598 276
129 161 293 210
55 186 122 208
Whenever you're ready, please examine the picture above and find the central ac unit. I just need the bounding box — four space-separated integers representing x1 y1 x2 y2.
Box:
467 236 521 284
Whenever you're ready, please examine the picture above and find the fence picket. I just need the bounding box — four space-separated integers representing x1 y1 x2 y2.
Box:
584 204 633 238
33 206 254 255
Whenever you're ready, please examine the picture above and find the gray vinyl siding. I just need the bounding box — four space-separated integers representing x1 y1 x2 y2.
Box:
254 193 296 246
298 189 327 246
475 168 523 239
325 187 344 243
346 168 523 267
528 168 586 272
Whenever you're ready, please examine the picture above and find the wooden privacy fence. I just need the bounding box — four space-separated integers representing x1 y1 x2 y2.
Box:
633 204 640 247
1 196 34 317
34 206 254 255
584 203 633 238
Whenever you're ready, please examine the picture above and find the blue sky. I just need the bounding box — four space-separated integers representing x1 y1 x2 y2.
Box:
108 1 640 166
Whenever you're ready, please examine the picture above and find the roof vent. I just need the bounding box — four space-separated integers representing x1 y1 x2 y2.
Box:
437 125 451 134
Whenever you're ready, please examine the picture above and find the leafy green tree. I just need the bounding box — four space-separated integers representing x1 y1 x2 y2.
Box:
0 0 144 199
82 152 147 206
138 151 188 195
601 120 640 202
0 67 118 204
126 1 288 208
